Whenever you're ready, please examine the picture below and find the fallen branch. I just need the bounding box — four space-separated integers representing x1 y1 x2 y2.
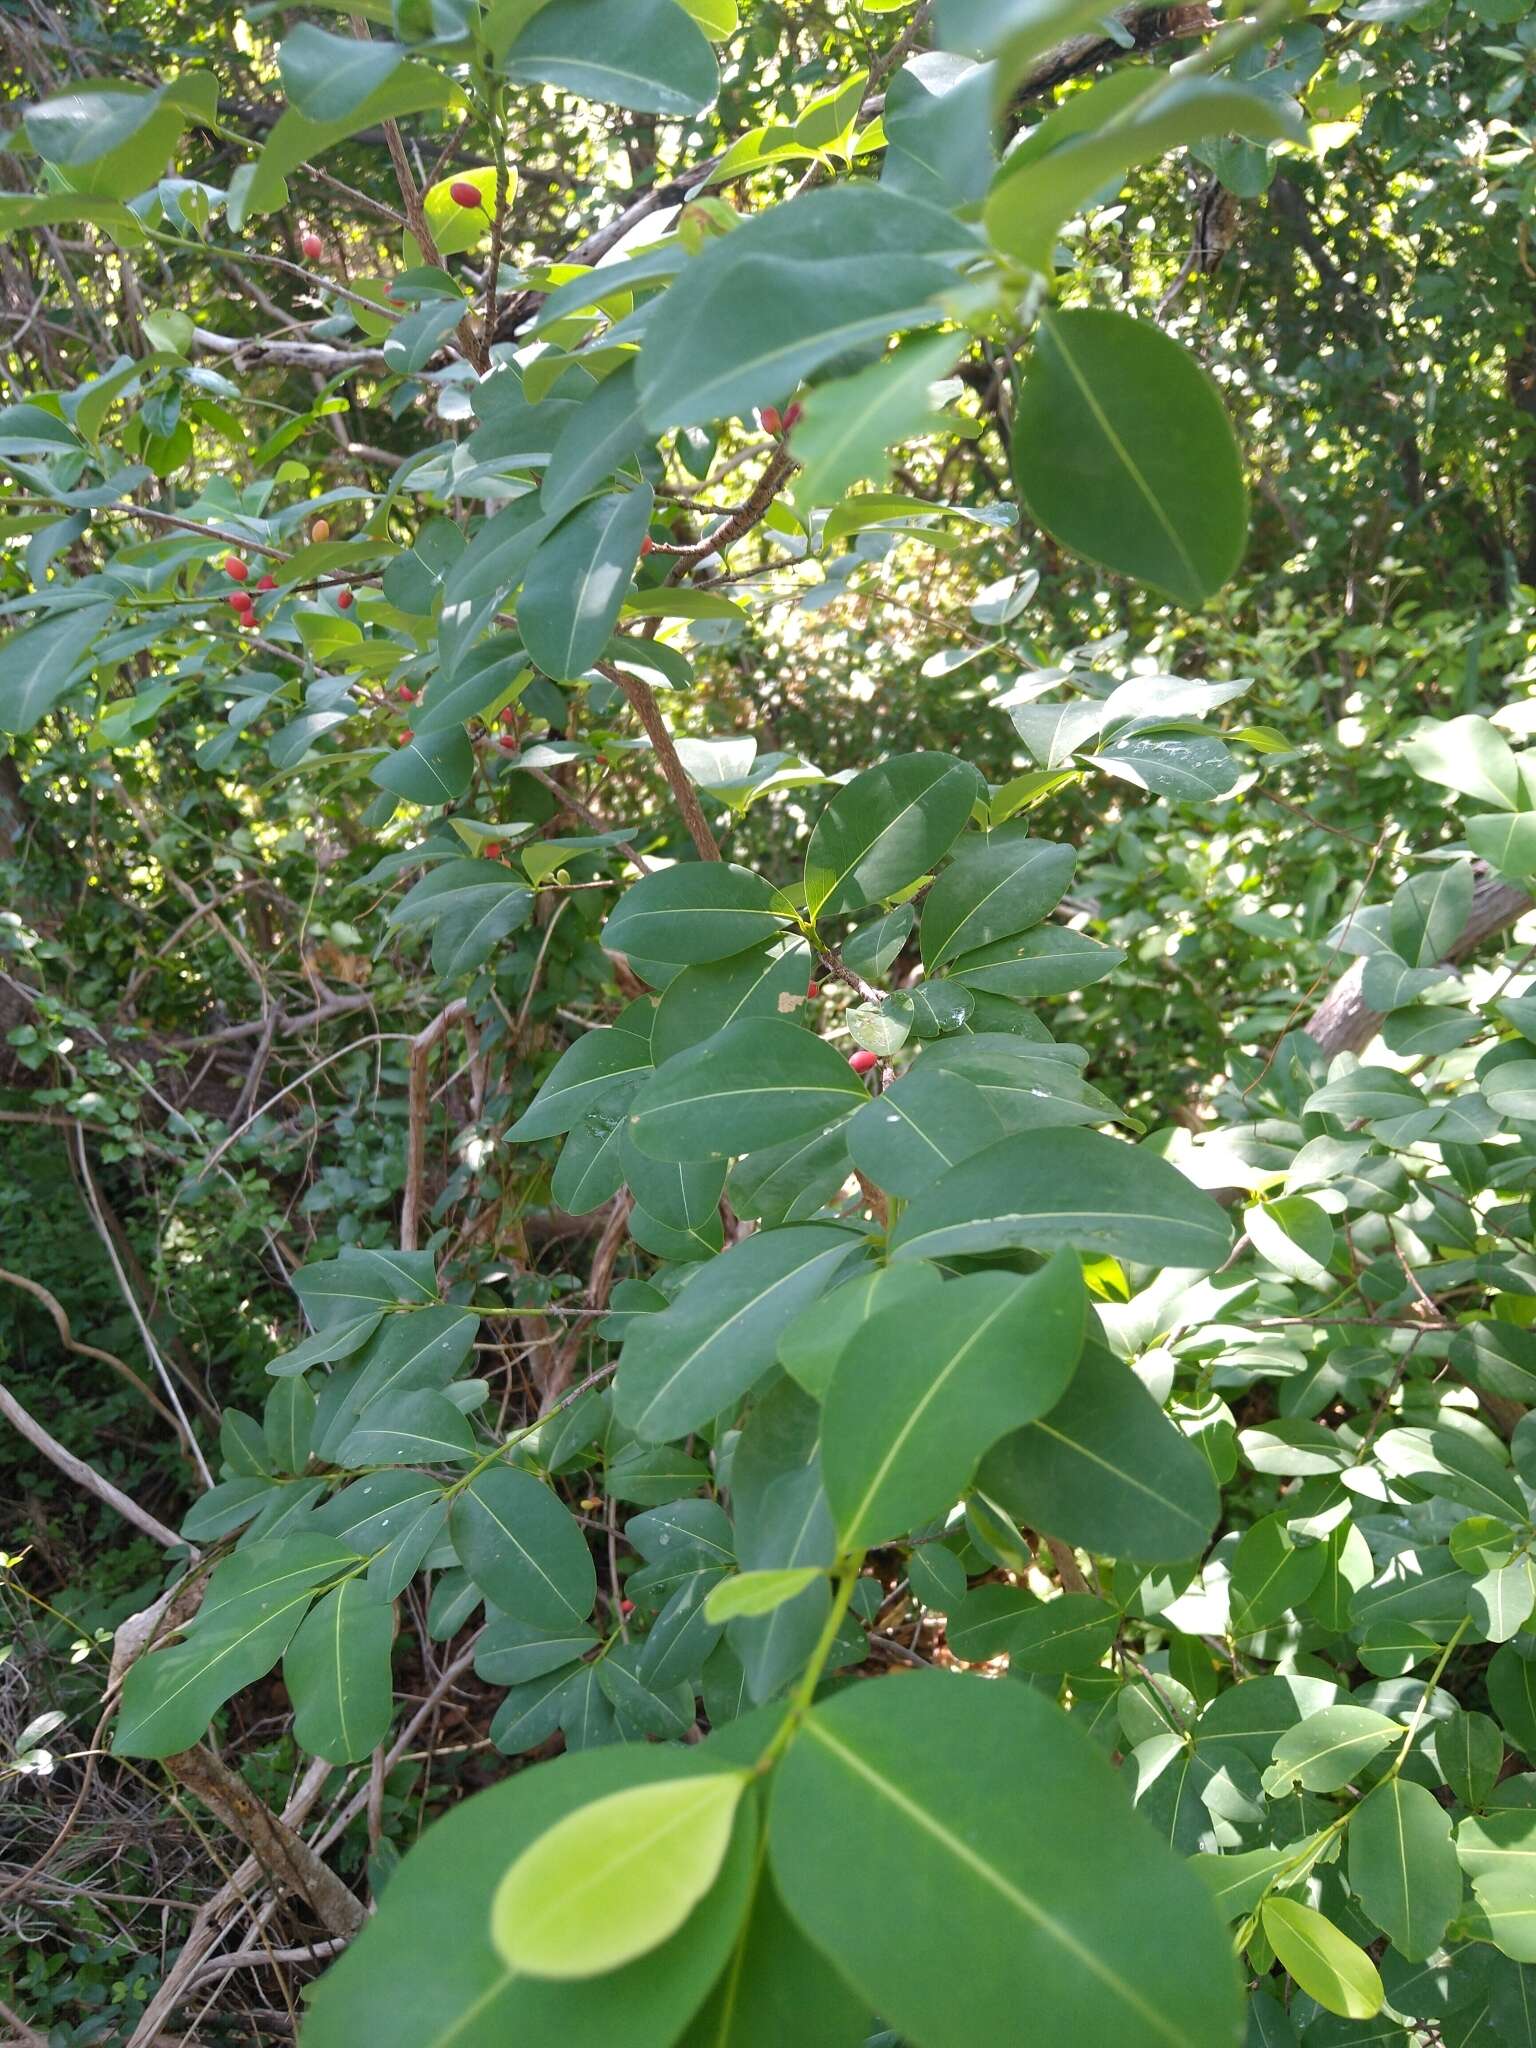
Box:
0 1264 181 1427
0 1378 186 1548
161 1745 366 1941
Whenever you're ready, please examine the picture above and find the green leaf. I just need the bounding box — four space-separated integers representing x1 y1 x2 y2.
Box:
1263 1705 1401 1794
541 361 653 524
620 1128 726 1232
518 486 653 681
804 751 982 920
476 1613 600 1686
637 185 975 431
613 1224 860 1440
890 1127 1233 1270
336 1388 477 1465
652 940 812 1064
769 1671 1242 2048
822 1254 1086 1548
678 1868 870 2048
449 1467 596 1627
703 1569 825 1623
919 826 1075 969
949 925 1125 1000
627 1017 869 1162
510 1009 653 1139
791 335 964 510
1400 715 1521 809
1468 812 1536 877
1005 1592 1120 1673
979 1344 1220 1564
278 24 404 121
1228 1513 1328 1637
1489 1644 1536 1759
490 1768 746 1977
845 1063 1005 1197
264 1374 315 1475
0 602 114 734
1261 1898 1384 2020
1456 1808 1536 1962
303 1741 762 2046
1348 1777 1461 1961
113 1584 316 1758
779 1262 940 1402
1011 309 1248 609
935 0 1129 96
986 78 1297 274
283 1577 395 1763
501 0 720 117
246 61 458 218
603 864 788 966
24 82 190 198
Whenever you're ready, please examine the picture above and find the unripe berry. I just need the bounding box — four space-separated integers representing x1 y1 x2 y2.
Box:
255 574 277 591
311 517 331 544
449 180 483 209
336 588 353 609
848 1047 878 1075
224 555 248 582
301 232 323 261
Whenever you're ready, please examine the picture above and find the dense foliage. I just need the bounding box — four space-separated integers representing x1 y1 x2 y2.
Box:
6 0 1536 2041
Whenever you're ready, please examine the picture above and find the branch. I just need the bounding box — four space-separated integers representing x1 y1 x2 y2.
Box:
0 1377 186 1548
191 326 387 373
1306 872 1532 1058
402 998 469 1251
597 660 720 861
161 1745 366 1940
0 1264 181 1427
660 445 799 577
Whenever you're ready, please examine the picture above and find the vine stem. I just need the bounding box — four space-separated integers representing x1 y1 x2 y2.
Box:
755 1553 865 1776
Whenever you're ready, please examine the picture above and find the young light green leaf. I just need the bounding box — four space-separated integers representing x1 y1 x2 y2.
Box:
1261 1897 1384 2020
703 1568 825 1623
490 1770 747 1978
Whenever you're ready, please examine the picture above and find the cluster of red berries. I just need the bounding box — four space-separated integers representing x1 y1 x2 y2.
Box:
223 555 278 628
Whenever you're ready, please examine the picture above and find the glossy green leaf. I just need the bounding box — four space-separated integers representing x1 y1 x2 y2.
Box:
769 1671 1242 2048
822 1254 1086 1548
519 486 653 681
627 1017 869 1162
805 751 982 921
501 0 720 116
792 335 963 509
979 1344 1220 1563
1262 1897 1384 2020
614 1224 860 1440
1011 309 1248 608
449 1467 596 1627
1349 1777 1461 1961
336 1388 476 1465
278 24 403 121
113 1586 315 1758
603 864 788 965
0 601 114 735
846 1062 1005 1197
919 826 1075 968
890 1127 1233 1269
246 61 458 218
1264 1705 1401 1794
284 1577 395 1763
652 940 812 1063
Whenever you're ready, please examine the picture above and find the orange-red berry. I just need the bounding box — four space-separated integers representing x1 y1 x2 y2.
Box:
484 841 502 858
224 555 248 582
256 574 277 591
848 1047 878 1075
449 180 482 208
301 232 323 261
336 588 353 609
311 517 331 544
807 980 821 999
639 536 654 556
498 736 518 751
759 405 782 435
229 591 252 612
399 729 413 744
783 401 803 430
397 685 416 703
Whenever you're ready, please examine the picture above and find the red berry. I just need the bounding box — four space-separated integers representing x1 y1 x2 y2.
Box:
498 735 518 751
620 1599 634 1616
807 980 821 999
484 842 502 859
848 1047 878 1075
639 536 655 556
228 592 252 612
255 574 277 591
336 588 353 609
783 401 803 430
301 232 323 261
500 707 517 728
224 555 248 582
759 405 782 435
397 685 416 703
449 180 483 209
399 729 413 744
